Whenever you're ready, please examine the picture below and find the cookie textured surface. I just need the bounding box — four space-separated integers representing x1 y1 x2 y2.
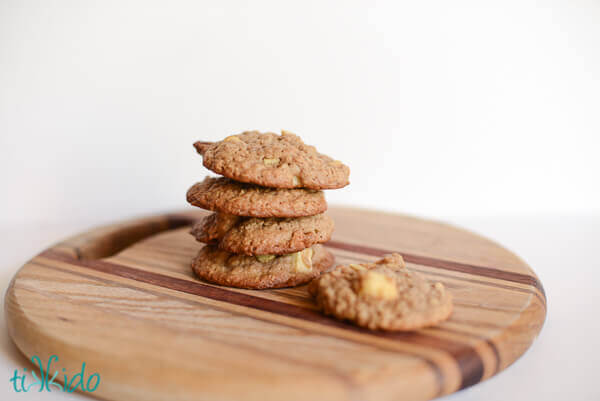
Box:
192 244 335 289
194 130 350 189
309 254 453 331
191 212 334 255
186 177 327 218
190 212 240 244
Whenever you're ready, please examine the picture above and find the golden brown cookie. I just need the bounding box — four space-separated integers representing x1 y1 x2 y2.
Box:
190 213 240 244
191 212 334 255
193 130 350 189
192 244 335 289
186 177 328 218
309 254 453 331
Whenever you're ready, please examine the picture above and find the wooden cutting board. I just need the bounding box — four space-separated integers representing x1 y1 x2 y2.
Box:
5 207 546 401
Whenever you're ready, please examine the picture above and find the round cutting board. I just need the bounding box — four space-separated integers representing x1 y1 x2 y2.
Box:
5 207 546 401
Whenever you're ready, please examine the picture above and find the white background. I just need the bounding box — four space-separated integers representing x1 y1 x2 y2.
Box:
1 1 599 400
1 0 600 225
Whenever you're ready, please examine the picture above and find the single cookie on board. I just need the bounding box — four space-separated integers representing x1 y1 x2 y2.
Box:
191 212 334 255
308 254 453 331
193 130 350 189
192 244 335 289
186 177 327 218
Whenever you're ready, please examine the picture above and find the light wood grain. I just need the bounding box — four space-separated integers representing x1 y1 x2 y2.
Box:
4 206 546 401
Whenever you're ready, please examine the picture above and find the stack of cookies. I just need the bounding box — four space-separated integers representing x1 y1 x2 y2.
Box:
186 130 350 289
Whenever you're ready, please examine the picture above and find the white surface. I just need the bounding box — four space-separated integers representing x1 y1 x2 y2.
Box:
1 0 600 226
1 215 599 400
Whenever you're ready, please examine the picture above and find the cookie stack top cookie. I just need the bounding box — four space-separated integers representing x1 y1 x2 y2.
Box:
186 130 350 289
193 130 350 189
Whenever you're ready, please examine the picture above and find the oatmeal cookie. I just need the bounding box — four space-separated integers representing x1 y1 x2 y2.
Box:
186 177 327 217
192 244 335 289
193 130 350 189
191 212 334 255
309 254 452 330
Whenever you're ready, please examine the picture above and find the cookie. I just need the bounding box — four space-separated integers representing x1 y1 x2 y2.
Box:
190 212 240 244
192 244 335 289
193 130 350 190
186 177 328 218
191 212 334 255
308 254 453 331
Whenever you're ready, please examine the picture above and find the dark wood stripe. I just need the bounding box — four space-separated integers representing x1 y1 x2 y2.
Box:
41 249 485 391
340 252 546 308
77 245 501 369
326 240 546 300
166 214 545 302
166 214 199 229
428 326 502 375
115 253 314 305
25 261 369 394
486 339 502 374
381 331 484 389
132 240 545 309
